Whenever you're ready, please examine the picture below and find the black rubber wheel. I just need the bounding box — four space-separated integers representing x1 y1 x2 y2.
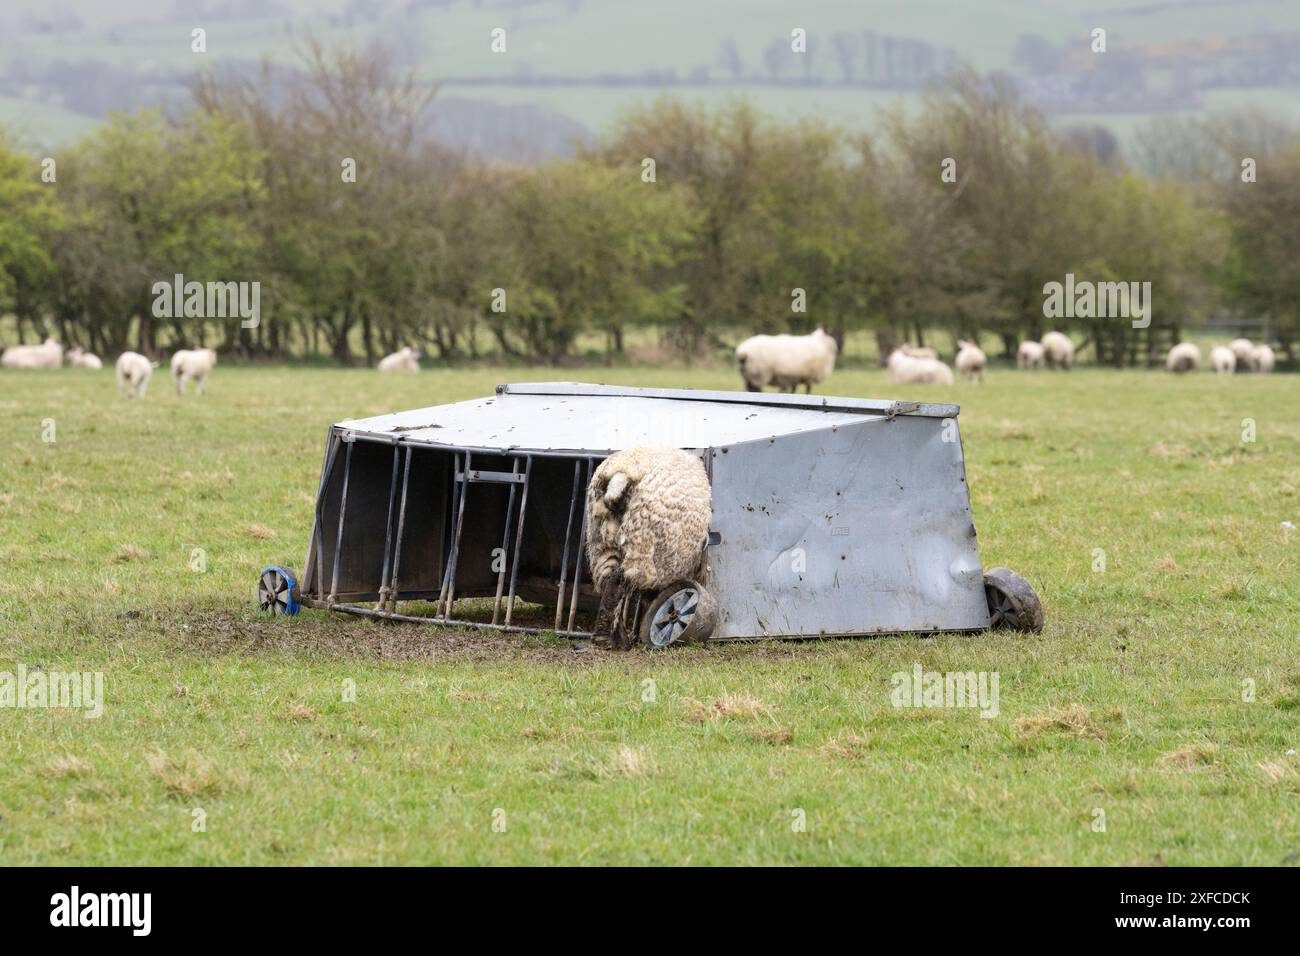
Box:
638 580 718 648
984 566 1043 633
258 565 302 616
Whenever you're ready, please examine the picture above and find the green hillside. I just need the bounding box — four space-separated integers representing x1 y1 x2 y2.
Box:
2 0 1299 153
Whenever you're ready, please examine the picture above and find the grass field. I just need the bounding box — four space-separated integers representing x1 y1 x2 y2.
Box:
1 362 1297 865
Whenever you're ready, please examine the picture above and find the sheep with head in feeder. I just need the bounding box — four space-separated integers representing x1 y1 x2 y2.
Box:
585 446 713 650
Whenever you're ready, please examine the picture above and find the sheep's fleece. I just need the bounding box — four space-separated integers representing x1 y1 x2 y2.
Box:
586 446 712 594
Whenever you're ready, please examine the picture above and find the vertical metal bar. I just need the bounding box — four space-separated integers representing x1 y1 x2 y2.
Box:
305 429 340 597
438 451 453 588
386 445 413 612
503 455 533 626
442 451 472 619
328 436 354 604
376 442 401 606
435 451 461 615
554 459 582 631
491 457 522 625
566 457 594 632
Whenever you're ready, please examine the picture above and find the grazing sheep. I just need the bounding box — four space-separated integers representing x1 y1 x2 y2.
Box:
1166 342 1201 374
116 352 157 398
1040 331 1075 370
1 337 63 369
1017 341 1046 369
66 347 103 369
735 327 838 393
377 346 421 373
1229 338 1255 371
585 446 712 649
1209 345 1236 375
954 340 987 382
1252 344 1275 374
887 348 955 385
171 348 217 395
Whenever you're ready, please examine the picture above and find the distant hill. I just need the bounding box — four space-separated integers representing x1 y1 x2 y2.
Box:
2 0 1298 159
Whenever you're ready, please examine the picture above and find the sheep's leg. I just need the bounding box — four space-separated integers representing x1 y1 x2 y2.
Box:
592 570 623 646
745 382 760 393
594 569 640 651
610 591 632 651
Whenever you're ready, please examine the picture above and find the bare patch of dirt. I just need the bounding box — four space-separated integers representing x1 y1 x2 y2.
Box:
145 605 896 666
176 609 620 664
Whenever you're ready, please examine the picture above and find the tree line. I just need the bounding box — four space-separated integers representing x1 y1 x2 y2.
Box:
1 42 1296 367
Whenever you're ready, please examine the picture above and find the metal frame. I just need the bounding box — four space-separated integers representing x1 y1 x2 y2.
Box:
303 428 605 637
295 381 993 643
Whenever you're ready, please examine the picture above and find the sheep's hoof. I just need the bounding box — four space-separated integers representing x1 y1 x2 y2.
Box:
639 580 717 648
258 565 302 616
983 567 1043 633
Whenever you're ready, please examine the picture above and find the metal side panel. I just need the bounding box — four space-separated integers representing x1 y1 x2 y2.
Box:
705 417 988 639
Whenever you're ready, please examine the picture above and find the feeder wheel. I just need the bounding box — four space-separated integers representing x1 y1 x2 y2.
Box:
983 566 1043 633
258 565 302 616
638 580 718 648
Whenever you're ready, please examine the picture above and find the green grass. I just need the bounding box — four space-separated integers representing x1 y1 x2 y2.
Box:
1 362 1298 865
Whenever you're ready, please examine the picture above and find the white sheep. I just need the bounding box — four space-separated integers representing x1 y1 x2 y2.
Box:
1229 338 1255 371
1209 345 1236 375
1166 342 1201 374
954 340 987 382
377 347 421 373
585 446 712 649
735 327 838 393
1252 344 1275 374
171 348 218 395
115 352 157 398
1 337 63 369
66 347 103 369
887 348 954 385
1040 331 1075 370
1017 341 1046 369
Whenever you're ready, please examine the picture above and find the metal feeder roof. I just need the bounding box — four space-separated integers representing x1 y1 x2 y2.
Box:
335 382 960 454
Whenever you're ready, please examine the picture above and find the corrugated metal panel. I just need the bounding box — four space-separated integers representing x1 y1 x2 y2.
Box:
335 385 901 453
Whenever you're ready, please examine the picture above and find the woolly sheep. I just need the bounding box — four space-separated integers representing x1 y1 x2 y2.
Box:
1 337 63 370
887 348 954 385
954 340 987 382
1040 331 1075 370
1209 345 1236 375
1252 344 1275 374
115 352 157 398
66 347 103 369
1017 341 1046 369
585 446 712 649
1166 342 1201 374
171 348 218 395
378 347 421 373
1229 338 1255 371
735 327 837 393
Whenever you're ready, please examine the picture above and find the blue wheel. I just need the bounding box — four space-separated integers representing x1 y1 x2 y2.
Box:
258 565 301 616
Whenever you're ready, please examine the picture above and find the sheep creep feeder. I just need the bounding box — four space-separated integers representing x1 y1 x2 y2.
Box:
259 383 1042 645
